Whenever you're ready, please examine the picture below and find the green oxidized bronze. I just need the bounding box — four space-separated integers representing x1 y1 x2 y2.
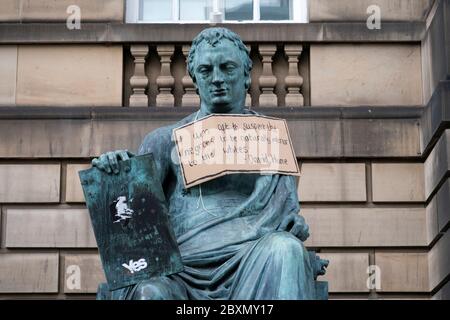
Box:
79 154 184 291
91 27 329 300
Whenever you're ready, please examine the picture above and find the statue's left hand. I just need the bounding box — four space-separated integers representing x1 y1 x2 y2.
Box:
277 213 310 242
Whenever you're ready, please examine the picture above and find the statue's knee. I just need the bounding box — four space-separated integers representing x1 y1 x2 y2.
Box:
133 279 170 300
266 232 303 256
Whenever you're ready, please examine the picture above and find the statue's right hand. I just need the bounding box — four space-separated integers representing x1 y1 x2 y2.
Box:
91 150 135 174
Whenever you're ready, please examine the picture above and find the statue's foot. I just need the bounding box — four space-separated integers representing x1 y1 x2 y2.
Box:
132 277 188 300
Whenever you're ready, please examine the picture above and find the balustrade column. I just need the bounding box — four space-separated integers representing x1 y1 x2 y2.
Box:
285 45 304 107
258 45 277 107
156 45 175 107
181 45 200 107
129 45 149 107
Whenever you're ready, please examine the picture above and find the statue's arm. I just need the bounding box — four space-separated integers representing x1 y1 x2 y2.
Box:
92 150 134 174
277 175 310 241
91 127 171 184
137 127 171 185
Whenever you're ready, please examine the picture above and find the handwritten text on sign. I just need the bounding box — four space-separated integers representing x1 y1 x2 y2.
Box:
173 114 300 188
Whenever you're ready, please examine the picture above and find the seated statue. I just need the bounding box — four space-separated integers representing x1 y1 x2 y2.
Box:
92 27 328 300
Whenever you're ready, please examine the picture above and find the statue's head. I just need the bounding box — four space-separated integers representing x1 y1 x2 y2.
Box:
188 27 252 114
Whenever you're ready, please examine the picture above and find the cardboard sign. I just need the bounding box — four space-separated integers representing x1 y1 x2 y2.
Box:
173 114 300 188
79 154 183 291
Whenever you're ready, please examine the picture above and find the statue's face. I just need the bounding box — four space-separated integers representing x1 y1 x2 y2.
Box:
193 39 247 113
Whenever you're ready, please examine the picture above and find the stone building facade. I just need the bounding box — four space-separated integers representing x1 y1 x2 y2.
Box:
0 0 449 299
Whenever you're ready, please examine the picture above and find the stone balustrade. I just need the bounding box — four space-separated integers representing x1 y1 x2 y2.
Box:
126 43 307 108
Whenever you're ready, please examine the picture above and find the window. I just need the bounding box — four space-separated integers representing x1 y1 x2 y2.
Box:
260 0 292 20
180 0 212 21
140 0 172 21
225 0 253 21
126 0 308 23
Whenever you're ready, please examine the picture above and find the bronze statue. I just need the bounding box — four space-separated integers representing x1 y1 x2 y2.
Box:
92 27 328 300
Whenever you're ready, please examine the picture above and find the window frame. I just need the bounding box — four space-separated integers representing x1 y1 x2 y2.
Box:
126 0 309 23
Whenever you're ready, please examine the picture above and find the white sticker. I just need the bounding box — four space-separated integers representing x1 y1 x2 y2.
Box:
113 196 134 223
122 258 148 274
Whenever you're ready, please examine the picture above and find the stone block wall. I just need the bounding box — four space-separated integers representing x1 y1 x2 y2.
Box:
309 0 434 22
0 0 124 22
0 0 449 300
0 158 431 298
309 44 423 106
0 45 123 107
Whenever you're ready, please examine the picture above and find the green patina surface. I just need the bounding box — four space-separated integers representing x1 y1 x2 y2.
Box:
91 27 329 300
79 154 183 290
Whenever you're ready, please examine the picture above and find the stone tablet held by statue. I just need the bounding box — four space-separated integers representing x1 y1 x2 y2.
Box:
79 154 183 290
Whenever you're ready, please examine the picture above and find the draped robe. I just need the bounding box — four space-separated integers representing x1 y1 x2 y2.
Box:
106 109 317 300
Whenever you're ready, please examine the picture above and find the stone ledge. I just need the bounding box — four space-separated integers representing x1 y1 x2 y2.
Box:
436 179 450 232
427 197 439 245
0 106 425 120
424 130 450 200
0 107 422 158
428 230 450 291
422 0 450 102
421 81 450 157
432 279 450 299
0 22 425 44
